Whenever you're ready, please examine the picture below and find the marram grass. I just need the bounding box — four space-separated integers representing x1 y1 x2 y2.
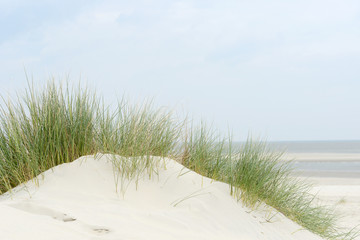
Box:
182 128 358 239
0 80 358 240
229 141 351 239
0 81 98 190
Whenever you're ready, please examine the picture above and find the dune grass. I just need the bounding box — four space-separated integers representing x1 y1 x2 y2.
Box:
229 141 355 239
0 80 358 240
180 123 231 179
98 100 181 157
0 81 180 194
180 126 358 240
0 81 98 191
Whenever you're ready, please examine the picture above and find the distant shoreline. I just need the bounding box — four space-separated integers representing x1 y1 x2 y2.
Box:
233 140 360 155
294 171 360 179
281 153 360 162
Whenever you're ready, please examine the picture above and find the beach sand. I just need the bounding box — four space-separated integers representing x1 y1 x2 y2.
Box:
302 176 360 237
0 154 326 240
283 152 360 239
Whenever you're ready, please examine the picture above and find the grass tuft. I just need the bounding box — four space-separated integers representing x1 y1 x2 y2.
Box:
229 140 349 239
0 80 97 192
181 126 359 240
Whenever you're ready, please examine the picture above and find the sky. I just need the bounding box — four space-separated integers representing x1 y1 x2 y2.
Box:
0 0 359 141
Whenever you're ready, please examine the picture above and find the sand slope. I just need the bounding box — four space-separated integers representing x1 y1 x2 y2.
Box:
0 154 324 240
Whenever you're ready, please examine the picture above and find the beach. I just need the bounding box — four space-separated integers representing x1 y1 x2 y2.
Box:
282 152 360 237
308 176 360 232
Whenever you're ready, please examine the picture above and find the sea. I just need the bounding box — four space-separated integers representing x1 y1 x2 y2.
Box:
237 140 360 178
266 140 360 154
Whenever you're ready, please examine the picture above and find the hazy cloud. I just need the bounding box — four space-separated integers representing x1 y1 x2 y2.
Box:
1 0 359 140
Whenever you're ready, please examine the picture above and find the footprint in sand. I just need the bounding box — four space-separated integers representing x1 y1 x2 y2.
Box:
91 227 111 235
8 202 76 222
8 201 111 235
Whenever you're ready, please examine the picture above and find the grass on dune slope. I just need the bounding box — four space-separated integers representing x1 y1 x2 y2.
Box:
182 131 358 239
180 126 358 240
0 80 358 240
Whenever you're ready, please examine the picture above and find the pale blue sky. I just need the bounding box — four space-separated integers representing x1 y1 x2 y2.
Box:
1 0 359 141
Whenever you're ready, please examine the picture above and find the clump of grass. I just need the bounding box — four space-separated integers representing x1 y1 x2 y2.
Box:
114 100 181 157
99 154 165 197
96 99 181 158
229 140 355 239
181 126 359 240
0 81 98 193
95 99 182 184
180 123 231 180
0 80 181 194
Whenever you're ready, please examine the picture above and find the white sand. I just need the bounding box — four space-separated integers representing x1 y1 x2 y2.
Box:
283 152 360 238
306 176 360 238
0 154 325 240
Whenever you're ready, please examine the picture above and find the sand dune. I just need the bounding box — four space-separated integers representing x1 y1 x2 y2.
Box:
0 154 326 240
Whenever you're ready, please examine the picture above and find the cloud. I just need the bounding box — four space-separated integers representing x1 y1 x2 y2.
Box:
1 0 360 140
